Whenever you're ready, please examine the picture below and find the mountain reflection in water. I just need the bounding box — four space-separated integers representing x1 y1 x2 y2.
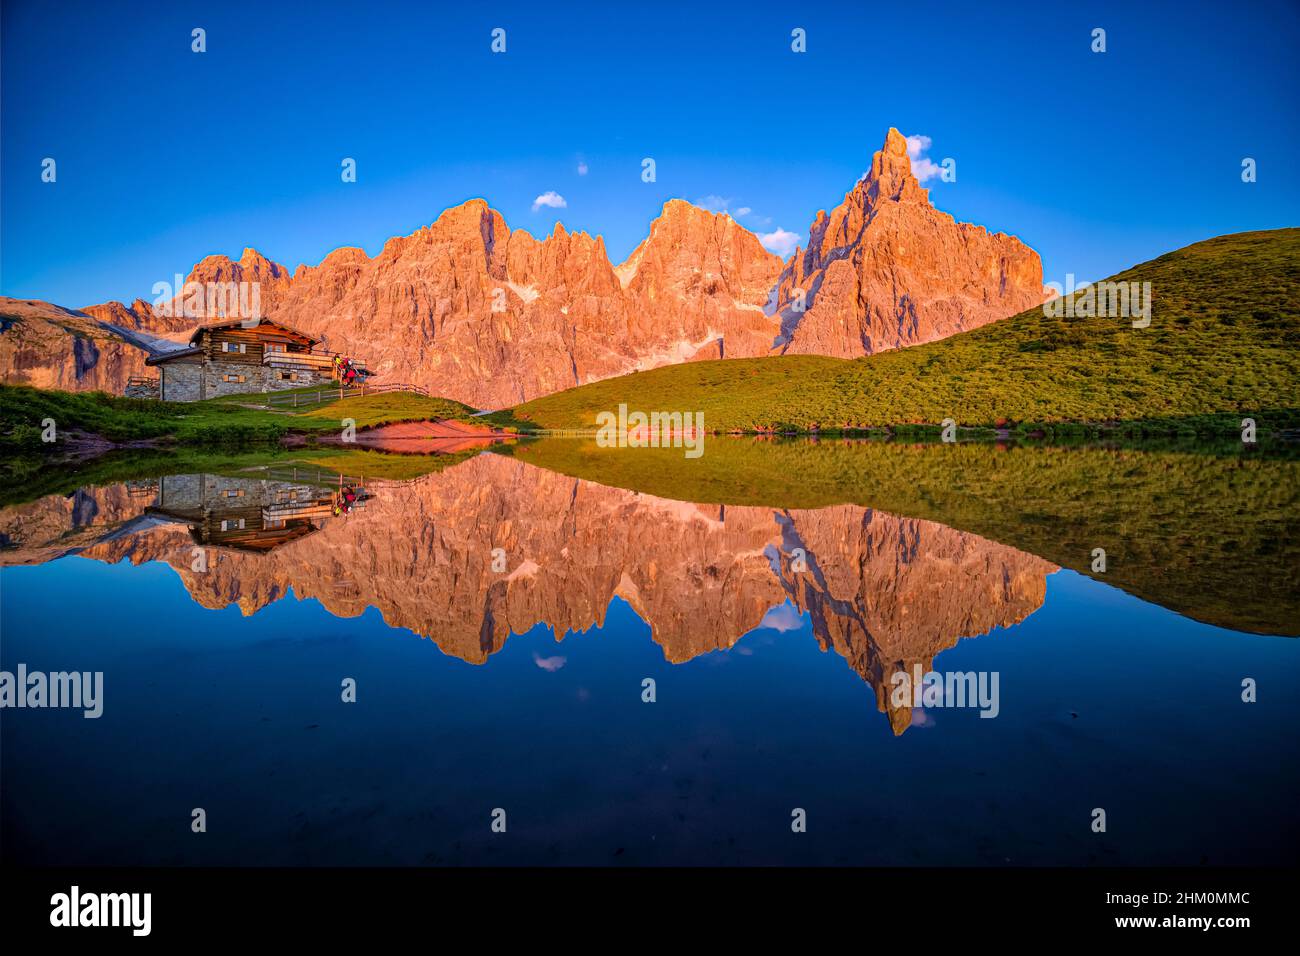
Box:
0 455 1057 735
2 441 1298 866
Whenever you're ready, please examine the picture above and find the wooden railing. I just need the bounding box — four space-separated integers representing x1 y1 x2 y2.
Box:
264 382 429 408
263 352 337 370
262 465 432 491
124 376 162 400
262 501 337 521
263 349 369 380
308 346 367 369
126 479 160 498
359 382 428 397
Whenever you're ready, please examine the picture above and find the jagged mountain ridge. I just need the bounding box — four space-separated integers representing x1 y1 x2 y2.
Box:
4 129 1045 406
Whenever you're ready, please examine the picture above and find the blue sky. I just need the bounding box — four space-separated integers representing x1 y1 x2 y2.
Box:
3 0 1297 308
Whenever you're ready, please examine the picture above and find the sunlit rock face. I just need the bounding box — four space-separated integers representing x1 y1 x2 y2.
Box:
54 200 781 409
21 129 1045 407
772 128 1047 358
0 298 156 394
240 199 786 408
772 504 1050 734
0 454 1054 733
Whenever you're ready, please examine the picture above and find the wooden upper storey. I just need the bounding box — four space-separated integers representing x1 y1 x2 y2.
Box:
148 319 319 366
196 320 318 365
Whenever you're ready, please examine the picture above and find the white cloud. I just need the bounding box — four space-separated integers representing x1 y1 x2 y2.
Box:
905 133 944 184
695 194 732 214
576 161 588 176
693 198 762 221
531 191 567 212
859 133 946 185
532 652 567 672
759 603 806 633
758 227 800 257
905 133 932 157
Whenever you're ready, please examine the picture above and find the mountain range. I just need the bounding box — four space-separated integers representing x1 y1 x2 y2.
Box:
1 129 1046 408
0 454 1054 734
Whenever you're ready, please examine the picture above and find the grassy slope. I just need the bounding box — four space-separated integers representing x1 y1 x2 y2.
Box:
298 393 479 429
0 386 482 450
496 229 1300 432
498 437 1300 636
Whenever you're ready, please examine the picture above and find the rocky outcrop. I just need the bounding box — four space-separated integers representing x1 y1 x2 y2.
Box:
0 298 155 393
80 248 292 342
259 199 783 406
83 298 158 332
8 129 1045 404
772 128 1046 356
0 453 1055 733
65 200 770 407
773 503 1050 733
616 199 784 365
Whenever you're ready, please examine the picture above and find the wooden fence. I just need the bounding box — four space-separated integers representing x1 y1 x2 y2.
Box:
265 382 429 409
263 465 417 491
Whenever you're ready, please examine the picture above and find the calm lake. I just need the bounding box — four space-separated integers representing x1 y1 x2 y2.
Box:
2 439 1297 865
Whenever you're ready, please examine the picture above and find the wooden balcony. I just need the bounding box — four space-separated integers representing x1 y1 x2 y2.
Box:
262 501 336 521
263 351 330 370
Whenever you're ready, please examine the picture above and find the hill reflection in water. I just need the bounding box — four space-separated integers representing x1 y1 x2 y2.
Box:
2 441 1297 866
1 454 1059 734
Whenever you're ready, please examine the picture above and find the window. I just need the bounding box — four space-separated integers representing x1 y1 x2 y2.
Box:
224 489 245 498
223 374 247 383
278 371 298 381
267 344 286 353
221 341 247 353
219 518 246 532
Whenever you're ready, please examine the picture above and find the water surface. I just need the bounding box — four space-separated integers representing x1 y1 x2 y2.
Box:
2 441 1297 865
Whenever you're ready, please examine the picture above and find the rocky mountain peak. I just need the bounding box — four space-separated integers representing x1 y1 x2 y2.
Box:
772 128 1044 356
862 126 926 206
237 247 285 276
15 130 1047 406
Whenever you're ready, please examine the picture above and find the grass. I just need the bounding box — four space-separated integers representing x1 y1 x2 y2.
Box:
0 385 496 505
297 393 479 429
0 385 316 446
295 445 486 481
495 436 1300 636
0 385 486 452
0 446 317 507
0 444 478 509
492 228 1300 433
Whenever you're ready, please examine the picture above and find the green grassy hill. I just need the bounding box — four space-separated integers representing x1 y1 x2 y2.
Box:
495 229 1300 433
0 384 482 450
